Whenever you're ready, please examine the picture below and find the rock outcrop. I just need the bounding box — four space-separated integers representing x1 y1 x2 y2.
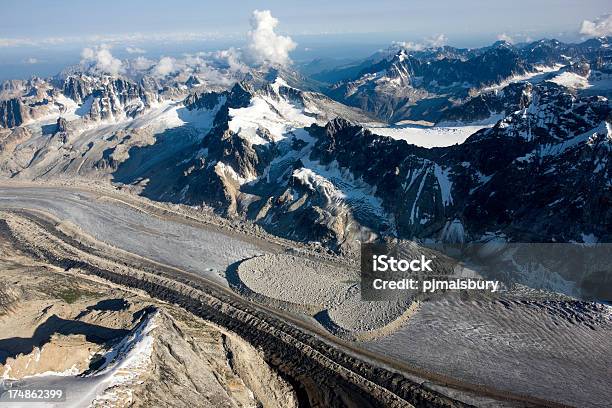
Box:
0 98 27 128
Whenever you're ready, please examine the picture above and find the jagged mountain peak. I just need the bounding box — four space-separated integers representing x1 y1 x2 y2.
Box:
1 39 610 250
324 116 359 135
490 40 516 50
319 35 612 123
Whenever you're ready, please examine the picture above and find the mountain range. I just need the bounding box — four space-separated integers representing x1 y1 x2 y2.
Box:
316 36 611 123
0 37 610 253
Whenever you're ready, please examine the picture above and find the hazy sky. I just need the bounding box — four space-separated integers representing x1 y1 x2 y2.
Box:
0 1 610 81
2 0 610 44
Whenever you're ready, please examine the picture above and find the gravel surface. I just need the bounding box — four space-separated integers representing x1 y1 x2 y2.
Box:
237 254 418 336
0 186 263 284
365 294 612 408
2 184 611 408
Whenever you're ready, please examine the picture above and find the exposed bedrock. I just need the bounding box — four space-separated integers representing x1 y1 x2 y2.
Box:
0 98 27 128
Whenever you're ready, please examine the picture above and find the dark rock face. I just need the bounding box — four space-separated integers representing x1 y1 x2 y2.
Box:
142 80 610 249
183 83 608 247
62 74 156 120
521 37 610 65
306 84 611 244
184 82 253 113
184 91 224 111
1 48 608 250
567 61 591 77
185 75 201 88
425 43 529 88
0 98 27 128
56 117 68 133
180 84 277 214
52 117 69 143
327 45 530 122
226 82 255 108
323 37 612 123
62 76 89 104
139 76 162 93
112 81 278 217
438 82 532 124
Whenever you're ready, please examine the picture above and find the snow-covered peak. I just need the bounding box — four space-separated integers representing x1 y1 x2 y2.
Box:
228 79 316 145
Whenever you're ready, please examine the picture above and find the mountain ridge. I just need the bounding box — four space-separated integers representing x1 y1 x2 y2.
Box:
0 37 610 253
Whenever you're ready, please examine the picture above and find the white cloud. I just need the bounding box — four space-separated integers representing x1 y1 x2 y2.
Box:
213 48 250 73
152 56 177 77
0 32 229 48
427 34 447 48
125 46 146 54
24 57 39 64
246 9 296 66
56 9 293 80
0 38 31 47
397 34 448 51
130 56 155 71
497 33 515 44
133 53 239 86
580 14 612 38
80 45 124 76
0 37 69 47
398 41 425 51
196 66 236 87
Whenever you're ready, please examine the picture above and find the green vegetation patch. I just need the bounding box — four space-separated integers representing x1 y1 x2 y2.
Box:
50 286 99 304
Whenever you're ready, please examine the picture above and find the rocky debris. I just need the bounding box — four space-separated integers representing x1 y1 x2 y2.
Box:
113 309 297 408
234 254 420 338
0 126 31 156
221 334 299 408
2 331 103 379
0 281 21 316
567 60 591 77
1 209 471 408
0 79 29 99
234 253 353 309
0 230 298 408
